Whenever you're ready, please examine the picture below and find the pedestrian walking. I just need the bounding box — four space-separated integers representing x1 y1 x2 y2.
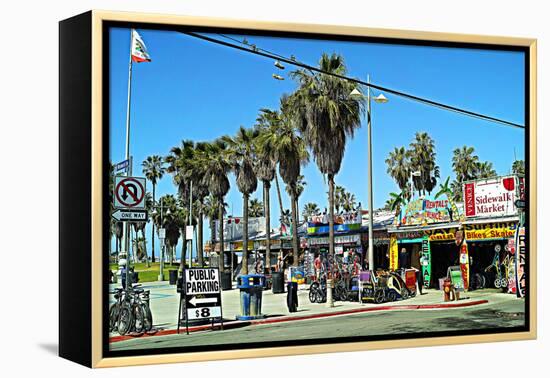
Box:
314 254 322 280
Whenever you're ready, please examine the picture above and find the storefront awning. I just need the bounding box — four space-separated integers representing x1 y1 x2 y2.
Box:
387 221 461 234
461 216 519 225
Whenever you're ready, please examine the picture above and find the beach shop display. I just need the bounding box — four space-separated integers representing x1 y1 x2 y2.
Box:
59 10 536 368
399 193 458 226
307 210 362 235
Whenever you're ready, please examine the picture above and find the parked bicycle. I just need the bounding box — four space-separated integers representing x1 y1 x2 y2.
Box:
109 284 153 335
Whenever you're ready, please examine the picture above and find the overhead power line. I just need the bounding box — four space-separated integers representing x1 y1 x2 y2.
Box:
183 31 525 130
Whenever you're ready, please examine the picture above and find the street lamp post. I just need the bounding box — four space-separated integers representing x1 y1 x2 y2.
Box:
152 198 170 281
350 76 388 271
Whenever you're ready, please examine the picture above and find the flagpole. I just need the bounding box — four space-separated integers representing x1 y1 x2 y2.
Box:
123 29 134 288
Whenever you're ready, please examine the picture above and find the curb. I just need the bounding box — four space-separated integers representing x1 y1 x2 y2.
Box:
109 299 488 343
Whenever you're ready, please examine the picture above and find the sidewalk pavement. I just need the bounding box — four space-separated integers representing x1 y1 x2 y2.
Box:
109 280 516 341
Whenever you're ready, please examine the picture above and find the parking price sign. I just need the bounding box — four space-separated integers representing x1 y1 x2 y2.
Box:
178 268 223 334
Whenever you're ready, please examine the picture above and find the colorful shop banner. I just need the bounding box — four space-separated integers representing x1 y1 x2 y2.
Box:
389 234 398 271
231 241 254 251
515 227 526 298
307 234 361 247
425 228 458 242
399 193 457 226
463 221 517 241
307 211 361 235
463 175 520 218
393 228 457 243
213 216 266 241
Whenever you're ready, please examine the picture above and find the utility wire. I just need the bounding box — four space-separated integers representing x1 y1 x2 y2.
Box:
183 31 525 129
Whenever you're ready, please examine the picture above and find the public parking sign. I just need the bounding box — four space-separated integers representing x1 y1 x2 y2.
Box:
114 176 146 209
183 268 222 320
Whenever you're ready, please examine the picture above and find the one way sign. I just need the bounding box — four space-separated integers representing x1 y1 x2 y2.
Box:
112 209 148 222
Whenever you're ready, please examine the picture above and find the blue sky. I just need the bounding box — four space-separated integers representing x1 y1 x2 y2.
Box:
109 27 525 259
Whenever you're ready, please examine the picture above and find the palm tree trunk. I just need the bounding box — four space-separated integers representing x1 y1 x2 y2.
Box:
291 191 299 267
198 209 204 267
242 193 249 275
274 174 285 219
264 182 271 273
180 230 187 271
218 200 225 272
328 174 335 256
151 184 156 263
142 228 150 267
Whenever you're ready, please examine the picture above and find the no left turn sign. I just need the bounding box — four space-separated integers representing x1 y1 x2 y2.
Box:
114 176 146 209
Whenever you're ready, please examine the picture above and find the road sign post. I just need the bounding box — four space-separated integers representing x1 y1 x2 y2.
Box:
177 268 223 334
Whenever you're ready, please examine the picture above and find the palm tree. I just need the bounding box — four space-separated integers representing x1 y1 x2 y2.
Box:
341 191 357 212
302 202 320 219
165 141 193 270
255 111 279 273
259 97 309 266
452 146 479 182
223 126 259 275
142 155 165 263
248 198 264 217
409 132 439 195
289 53 364 258
435 177 460 222
196 139 232 272
452 146 480 202
476 161 497 179
512 159 525 175
294 175 306 222
151 194 179 267
334 185 346 213
385 147 411 199
285 174 306 220
388 191 406 225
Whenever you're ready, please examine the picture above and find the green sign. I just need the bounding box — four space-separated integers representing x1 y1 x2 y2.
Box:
450 268 465 291
421 237 431 288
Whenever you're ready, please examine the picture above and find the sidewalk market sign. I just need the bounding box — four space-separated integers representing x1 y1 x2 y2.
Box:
463 175 521 219
307 211 362 235
399 193 458 226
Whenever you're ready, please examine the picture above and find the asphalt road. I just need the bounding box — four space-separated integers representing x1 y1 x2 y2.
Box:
110 297 525 351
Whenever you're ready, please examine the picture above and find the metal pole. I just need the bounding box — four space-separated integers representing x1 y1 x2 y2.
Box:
123 29 134 289
367 75 375 271
188 181 193 269
158 199 165 281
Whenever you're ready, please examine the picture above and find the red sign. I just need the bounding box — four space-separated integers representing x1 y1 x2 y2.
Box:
463 176 519 218
465 183 475 217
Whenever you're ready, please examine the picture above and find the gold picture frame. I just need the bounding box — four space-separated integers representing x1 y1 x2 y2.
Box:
59 10 537 368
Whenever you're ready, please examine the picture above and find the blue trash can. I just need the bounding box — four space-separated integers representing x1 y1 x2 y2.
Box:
236 274 265 320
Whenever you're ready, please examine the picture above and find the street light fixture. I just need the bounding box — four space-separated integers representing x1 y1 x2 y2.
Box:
349 76 389 272
151 198 169 281
272 74 285 81
410 170 421 198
